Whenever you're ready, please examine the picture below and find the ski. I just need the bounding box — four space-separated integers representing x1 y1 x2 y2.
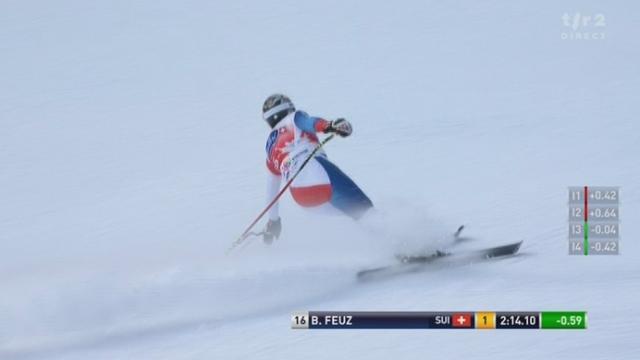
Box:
357 240 523 282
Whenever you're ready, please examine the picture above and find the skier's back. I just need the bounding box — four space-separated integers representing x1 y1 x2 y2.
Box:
261 94 373 242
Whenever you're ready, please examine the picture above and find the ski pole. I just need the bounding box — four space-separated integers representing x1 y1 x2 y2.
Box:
227 134 336 253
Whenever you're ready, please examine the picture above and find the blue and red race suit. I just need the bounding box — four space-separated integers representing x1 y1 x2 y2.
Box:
265 110 372 220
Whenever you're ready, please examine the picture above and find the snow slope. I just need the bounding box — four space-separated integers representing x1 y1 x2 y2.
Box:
1 0 639 359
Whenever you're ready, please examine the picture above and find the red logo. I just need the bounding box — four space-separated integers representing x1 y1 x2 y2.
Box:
452 313 472 328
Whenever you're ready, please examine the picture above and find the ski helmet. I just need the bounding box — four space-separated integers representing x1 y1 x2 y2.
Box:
262 94 295 128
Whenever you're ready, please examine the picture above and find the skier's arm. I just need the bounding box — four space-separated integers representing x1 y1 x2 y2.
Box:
294 112 352 137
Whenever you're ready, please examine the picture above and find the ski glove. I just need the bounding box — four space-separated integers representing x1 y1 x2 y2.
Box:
324 118 352 137
263 218 282 244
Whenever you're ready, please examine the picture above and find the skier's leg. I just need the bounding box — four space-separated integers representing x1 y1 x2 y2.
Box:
289 156 373 219
289 157 333 207
314 156 373 220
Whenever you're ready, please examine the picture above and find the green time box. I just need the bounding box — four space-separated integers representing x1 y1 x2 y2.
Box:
540 311 587 329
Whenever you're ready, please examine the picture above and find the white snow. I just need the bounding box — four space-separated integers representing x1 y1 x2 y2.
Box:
1 1 639 359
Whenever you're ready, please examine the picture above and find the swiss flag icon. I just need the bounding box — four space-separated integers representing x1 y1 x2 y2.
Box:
452 313 473 328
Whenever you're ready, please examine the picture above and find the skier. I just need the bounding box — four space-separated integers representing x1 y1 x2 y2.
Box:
261 94 373 243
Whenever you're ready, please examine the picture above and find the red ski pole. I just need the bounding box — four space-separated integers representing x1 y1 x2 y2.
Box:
227 134 335 253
